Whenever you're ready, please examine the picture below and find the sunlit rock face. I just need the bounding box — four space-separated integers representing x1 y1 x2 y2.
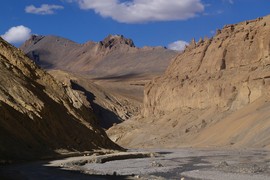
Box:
107 15 270 149
144 16 270 117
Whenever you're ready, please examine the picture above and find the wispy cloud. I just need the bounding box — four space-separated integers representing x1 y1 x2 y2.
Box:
168 40 189 52
25 4 64 15
1 25 31 44
70 0 204 23
223 0 234 4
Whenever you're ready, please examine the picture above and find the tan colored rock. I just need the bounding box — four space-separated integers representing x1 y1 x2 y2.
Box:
108 15 270 149
144 15 270 117
0 38 122 161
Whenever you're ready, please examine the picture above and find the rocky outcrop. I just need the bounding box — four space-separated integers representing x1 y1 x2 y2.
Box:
99 34 135 49
0 37 121 161
144 16 270 117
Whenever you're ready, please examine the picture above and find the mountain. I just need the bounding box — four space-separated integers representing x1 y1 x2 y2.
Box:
20 35 177 129
21 34 177 78
47 69 142 129
108 15 270 149
0 37 121 161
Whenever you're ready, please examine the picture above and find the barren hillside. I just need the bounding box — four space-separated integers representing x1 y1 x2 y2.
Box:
21 35 177 129
21 34 177 78
0 37 121 161
48 69 141 129
108 15 270 149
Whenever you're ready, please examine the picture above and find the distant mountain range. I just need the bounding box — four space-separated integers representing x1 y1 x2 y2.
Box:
21 34 177 78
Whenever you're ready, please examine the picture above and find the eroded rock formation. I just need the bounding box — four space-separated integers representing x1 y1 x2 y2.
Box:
144 16 270 117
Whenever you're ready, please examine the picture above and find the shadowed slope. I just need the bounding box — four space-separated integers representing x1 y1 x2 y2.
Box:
21 35 176 130
0 37 122 161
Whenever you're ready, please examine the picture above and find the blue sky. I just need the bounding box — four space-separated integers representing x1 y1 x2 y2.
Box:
1 0 269 50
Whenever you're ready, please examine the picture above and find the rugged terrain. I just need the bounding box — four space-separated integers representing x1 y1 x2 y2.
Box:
21 34 176 78
108 15 270 149
48 69 141 129
0 37 121 161
21 34 177 128
2 14 270 180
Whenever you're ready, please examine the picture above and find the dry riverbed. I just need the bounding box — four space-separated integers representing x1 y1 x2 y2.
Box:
1 148 270 179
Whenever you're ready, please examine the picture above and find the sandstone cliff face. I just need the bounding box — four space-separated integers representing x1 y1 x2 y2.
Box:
108 15 270 149
144 16 270 117
0 38 121 161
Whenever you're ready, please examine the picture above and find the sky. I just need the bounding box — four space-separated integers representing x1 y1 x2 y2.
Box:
1 0 270 51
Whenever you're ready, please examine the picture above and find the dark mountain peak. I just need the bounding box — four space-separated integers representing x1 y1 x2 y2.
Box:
28 35 45 45
99 34 135 49
21 35 44 50
30 34 44 41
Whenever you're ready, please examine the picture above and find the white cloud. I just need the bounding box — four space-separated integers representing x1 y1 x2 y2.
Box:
72 0 204 23
168 40 189 51
1 25 31 44
25 4 64 15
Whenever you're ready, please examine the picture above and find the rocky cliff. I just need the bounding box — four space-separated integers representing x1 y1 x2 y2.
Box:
0 37 121 161
108 15 270 149
144 16 270 117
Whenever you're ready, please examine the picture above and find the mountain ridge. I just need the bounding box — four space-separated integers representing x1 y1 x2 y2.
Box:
21 34 177 78
0 37 122 161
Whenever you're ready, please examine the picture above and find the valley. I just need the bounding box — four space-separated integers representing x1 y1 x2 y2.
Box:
1 13 270 180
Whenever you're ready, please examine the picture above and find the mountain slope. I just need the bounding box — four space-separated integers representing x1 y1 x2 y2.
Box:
20 35 176 129
48 69 141 129
0 37 121 161
108 15 270 149
21 35 177 78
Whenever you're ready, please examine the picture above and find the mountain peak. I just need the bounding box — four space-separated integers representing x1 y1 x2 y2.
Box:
99 34 135 49
20 35 44 51
28 35 45 44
